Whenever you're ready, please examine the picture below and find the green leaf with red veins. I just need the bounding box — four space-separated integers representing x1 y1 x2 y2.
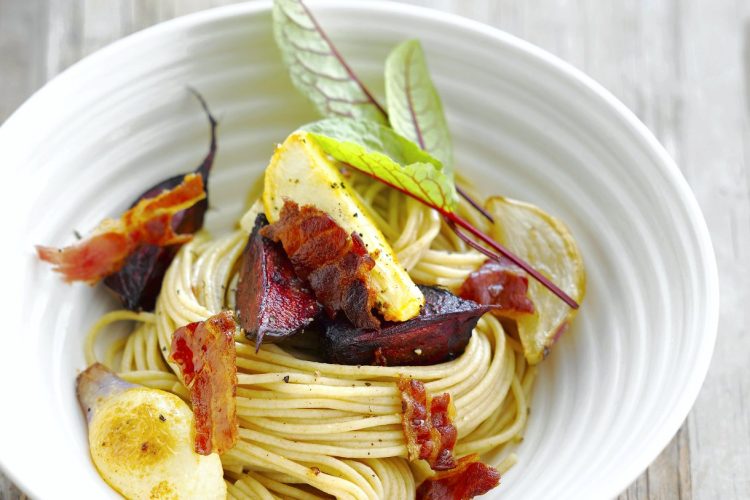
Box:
302 118 459 212
272 0 388 124
385 39 453 178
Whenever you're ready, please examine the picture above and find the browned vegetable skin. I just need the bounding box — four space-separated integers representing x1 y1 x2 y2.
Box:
104 90 217 311
320 286 494 366
235 214 322 349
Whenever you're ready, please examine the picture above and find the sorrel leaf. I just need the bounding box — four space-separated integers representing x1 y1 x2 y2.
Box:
272 0 387 124
385 39 453 176
302 118 458 211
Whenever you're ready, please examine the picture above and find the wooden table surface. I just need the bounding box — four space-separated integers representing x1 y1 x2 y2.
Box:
1 1 747 499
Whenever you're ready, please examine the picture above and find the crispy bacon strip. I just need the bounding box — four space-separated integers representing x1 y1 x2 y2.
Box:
170 310 238 455
398 376 457 471
103 92 217 311
459 259 534 317
260 200 379 329
416 454 501 500
36 173 205 284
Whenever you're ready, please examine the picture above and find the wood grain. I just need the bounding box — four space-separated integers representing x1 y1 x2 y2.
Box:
1 0 747 498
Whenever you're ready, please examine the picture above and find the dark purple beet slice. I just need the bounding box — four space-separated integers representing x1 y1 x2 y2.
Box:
320 286 495 366
103 90 217 311
235 214 322 350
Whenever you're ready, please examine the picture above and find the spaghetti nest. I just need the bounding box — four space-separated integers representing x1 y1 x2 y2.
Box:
85 176 535 500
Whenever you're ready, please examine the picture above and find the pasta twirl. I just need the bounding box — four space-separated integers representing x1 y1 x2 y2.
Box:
84 177 534 499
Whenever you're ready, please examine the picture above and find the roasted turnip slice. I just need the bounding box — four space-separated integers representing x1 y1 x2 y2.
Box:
235 214 322 349
103 91 217 311
76 364 225 499
320 286 494 366
486 196 586 364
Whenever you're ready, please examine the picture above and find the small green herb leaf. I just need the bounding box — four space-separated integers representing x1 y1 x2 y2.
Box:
385 40 453 177
302 118 458 211
272 0 387 124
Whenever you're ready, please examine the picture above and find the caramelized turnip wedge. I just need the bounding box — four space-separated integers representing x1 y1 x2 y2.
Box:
170 310 239 455
37 173 205 284
459 258 535 318
416 454 500 500
104 93 218 310
486 197 586 363
398 376 458 471
76 364 225 499
320 286 494 366
236 213 321 349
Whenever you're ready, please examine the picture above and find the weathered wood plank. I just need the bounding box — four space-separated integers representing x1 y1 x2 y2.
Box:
676 0 750 498
44 0 82 80
0 0 47 123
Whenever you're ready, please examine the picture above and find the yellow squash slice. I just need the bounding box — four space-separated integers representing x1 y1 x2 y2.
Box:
263 132 424 322
486 197 586 364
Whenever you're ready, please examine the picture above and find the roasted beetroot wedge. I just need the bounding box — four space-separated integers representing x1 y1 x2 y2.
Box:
103 91 217 311
236 214 322 349
321 286 494 366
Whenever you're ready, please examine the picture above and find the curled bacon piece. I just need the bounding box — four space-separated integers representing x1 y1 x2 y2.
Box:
36 173 205 284
170 310 238 455
104 92 217 311
260 200 379 329
416 454 501 500
398 376 457 471
459 259 534 317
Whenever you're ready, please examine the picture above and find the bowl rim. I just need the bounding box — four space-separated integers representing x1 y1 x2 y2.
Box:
0 1 719 498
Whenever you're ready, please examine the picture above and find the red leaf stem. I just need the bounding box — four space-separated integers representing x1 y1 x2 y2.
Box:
444 218 498 261
456 185 494 222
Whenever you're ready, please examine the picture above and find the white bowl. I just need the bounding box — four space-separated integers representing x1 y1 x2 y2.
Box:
0 1 718 499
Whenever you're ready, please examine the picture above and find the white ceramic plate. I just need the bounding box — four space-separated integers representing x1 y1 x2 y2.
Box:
0 1 718 499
